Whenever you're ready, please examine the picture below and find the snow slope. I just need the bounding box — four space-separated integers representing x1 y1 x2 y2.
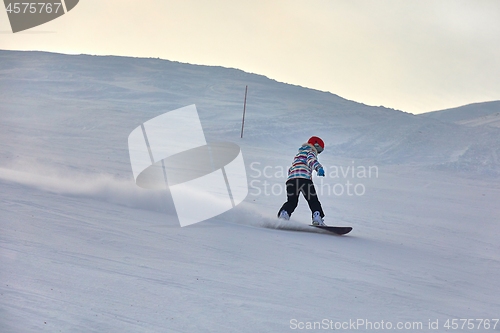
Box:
421 101 500 126
1 50 499 332
418 101 500 176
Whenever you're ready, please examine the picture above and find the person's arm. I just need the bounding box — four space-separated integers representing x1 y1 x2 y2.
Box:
307 152 323 173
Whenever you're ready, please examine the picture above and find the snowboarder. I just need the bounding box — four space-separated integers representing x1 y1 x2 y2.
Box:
277 136 326 225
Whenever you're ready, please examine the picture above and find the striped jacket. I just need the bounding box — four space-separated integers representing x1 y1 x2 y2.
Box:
287 143 323 180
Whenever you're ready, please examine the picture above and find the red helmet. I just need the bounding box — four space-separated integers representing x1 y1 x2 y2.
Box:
308 136 324 153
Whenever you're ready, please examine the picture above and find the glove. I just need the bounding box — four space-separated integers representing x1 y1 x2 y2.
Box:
317 167 325 177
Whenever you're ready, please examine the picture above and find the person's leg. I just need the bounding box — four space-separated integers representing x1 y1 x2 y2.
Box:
277 179 300 217
299 179 325 218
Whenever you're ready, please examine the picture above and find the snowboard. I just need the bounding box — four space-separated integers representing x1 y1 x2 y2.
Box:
310 225 352 235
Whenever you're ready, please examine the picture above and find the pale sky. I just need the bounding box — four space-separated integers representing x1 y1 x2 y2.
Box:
1 0 499 114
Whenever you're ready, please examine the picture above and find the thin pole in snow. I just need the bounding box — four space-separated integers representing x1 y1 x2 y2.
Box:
240 85 248 138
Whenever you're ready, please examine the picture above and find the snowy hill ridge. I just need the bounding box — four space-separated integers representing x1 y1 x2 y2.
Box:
1 50 499 177
421 100 500 124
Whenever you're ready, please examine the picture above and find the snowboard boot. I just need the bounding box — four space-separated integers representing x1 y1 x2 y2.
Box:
312 211 325 226
278 210 290 220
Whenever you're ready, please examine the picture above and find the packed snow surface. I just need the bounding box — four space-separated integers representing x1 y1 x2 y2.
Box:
1 51 499 332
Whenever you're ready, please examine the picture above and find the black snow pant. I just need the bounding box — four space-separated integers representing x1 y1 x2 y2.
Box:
278 178 325 218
